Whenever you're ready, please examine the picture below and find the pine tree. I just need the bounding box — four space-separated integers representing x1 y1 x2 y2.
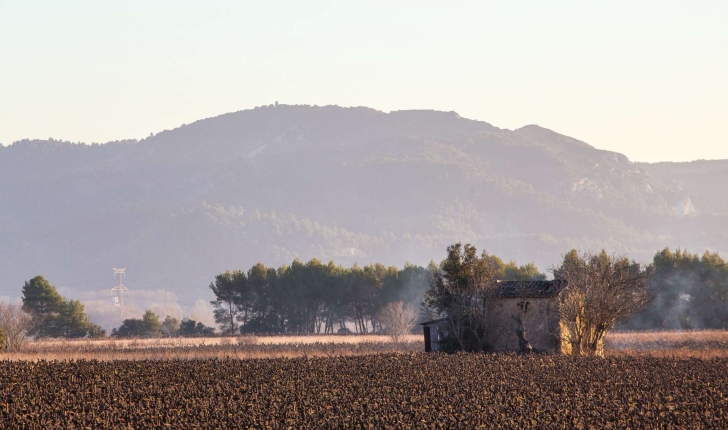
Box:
142 310 162 337
52 299 90 338
21 276 63 338
209 271 244 335
161 316 179 337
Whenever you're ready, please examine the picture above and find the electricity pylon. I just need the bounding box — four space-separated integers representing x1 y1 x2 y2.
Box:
111 268 128 319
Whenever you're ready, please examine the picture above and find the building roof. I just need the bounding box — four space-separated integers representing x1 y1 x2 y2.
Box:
420 317 448 326
495 280 567 298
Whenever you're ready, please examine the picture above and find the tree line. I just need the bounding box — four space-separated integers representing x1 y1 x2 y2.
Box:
111 311 215 338
20 275 105 340
622 248 728 330
208 256 546 335
0 244 724 350
0 274 220 347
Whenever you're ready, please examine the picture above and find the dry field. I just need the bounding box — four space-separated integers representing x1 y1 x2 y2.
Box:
605 330 728 358
5 335 422 361
0 331 728 360
1 354 726 428
3 330 726 360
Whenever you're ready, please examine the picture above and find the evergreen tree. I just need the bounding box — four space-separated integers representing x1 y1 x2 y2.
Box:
178 319 215 337
87 323 106 339
623 248 728 330
52 299 90 338
161 316 180 337
209 271 243 335
111 310 163 338
142 310 162 337
111 319 145 337
21 275 63 338
209 252 542 336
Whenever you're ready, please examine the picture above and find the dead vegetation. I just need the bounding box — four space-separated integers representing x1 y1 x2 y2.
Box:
2 331 726 360
553 250 652 356
3 335 421 361
0 354 725 428
605 330 728 358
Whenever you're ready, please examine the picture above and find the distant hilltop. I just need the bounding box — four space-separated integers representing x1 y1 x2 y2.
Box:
1 104 726 304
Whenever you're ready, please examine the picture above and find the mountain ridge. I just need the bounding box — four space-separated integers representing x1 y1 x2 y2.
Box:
1 104 726 307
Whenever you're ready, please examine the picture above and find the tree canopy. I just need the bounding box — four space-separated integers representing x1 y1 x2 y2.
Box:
21 276 97 339
21 276 64 338
622 248 728 330
111 312 215 338
111 310 162 338
52 299 91 339
178 319 215 337
210 251 547 336
209 258 434 335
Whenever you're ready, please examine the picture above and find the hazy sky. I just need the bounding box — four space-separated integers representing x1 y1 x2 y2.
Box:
1 1 726 162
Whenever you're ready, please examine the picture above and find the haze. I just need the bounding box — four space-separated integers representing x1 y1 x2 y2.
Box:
1 0 726 162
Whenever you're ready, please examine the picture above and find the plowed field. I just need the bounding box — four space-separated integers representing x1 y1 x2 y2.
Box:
1 354 725 428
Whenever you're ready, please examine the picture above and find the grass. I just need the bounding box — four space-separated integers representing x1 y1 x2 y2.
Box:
3 331 726 360
28 333 421 349
605 330 728 358
4 334 422 361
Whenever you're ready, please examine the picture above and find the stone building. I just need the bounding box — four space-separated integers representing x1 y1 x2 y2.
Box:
423 280 571 353
485 280 569 353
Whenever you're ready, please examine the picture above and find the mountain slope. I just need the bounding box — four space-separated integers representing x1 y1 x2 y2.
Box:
1 104 726 305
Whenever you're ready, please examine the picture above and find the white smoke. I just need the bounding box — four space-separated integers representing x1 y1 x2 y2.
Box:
78 289 208 332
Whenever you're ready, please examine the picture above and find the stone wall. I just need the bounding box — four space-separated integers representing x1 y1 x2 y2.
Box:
485 297 564 353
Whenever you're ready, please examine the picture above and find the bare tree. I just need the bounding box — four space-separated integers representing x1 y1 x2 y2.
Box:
445 274 497 352
377 301 418 342
552 250 652 356
0 302 33 351
512 301 533 354
511 282 533 353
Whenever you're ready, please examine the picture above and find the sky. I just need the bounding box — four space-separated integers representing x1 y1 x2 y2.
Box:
1 1 726 162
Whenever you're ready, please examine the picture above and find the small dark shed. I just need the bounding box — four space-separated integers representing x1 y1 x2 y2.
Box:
420 318 448 352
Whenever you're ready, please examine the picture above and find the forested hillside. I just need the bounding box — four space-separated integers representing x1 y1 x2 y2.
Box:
1 104 726 312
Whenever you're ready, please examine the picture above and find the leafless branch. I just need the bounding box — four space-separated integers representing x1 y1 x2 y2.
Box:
378 301 418 342
552 250 652 356
0 302 33 351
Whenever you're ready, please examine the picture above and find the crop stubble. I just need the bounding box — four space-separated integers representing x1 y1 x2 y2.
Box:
1 354 726 428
